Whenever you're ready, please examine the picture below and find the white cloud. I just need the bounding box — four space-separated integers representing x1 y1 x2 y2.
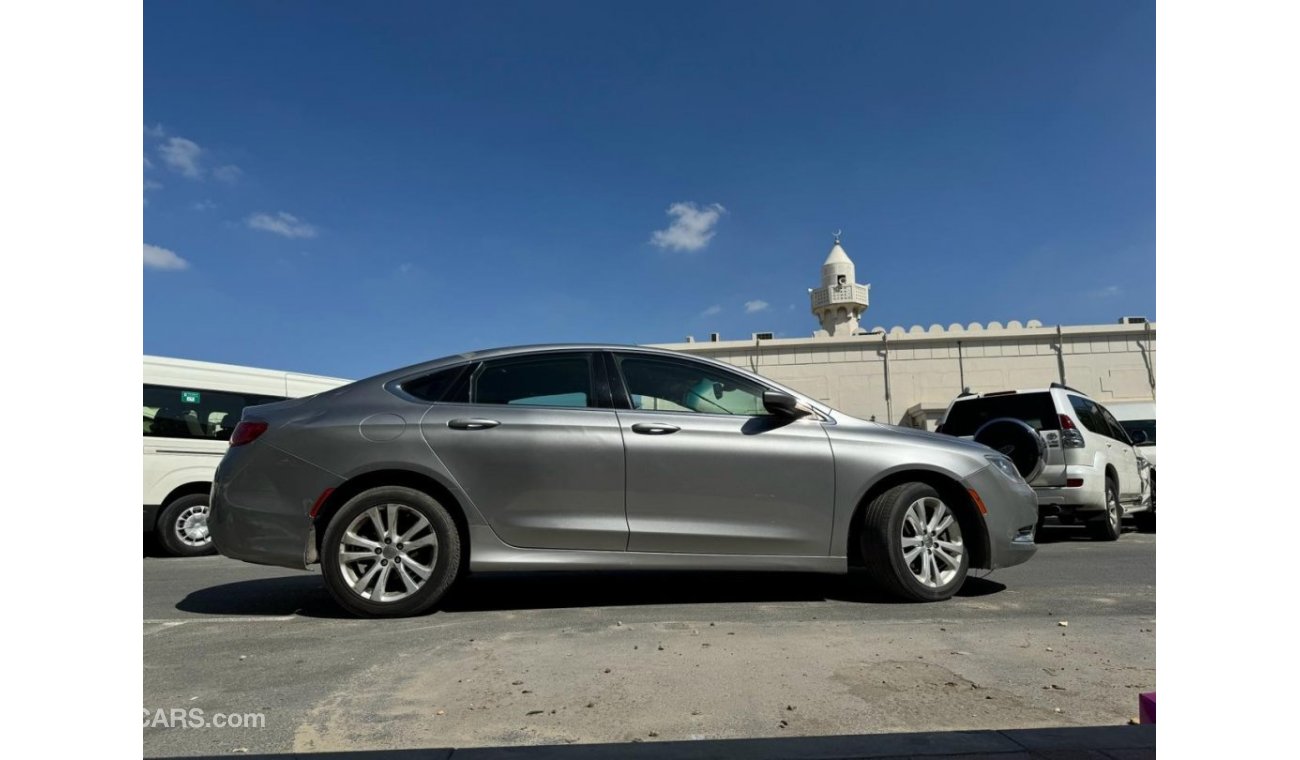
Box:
1090 285 1122 298
650 202 726 252
213 164 243 184
701 304 722 317
191 200 216 211
744 300 769 314
246 211 318 239
158 137 203 178
144 243 189 271
144 122 167 138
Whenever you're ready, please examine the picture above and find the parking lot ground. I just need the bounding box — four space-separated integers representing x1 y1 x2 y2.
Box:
144 525 1155 758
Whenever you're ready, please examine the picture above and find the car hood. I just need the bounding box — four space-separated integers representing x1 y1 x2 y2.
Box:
827 413 995 456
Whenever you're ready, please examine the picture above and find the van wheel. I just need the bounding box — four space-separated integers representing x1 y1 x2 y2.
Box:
320 486 462 618
860 482 969 602
1088 479 1123 541
157 493 217 557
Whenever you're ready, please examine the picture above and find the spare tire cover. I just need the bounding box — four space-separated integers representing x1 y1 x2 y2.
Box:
973 417 1046 481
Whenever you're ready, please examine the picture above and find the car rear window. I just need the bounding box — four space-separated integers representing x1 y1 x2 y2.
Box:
940 392 1060 436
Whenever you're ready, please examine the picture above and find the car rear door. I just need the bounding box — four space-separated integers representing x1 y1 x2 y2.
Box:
608 351 835 556
419 351 628 551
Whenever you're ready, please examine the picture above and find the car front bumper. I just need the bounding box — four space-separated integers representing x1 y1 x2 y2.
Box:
964 465 1039 570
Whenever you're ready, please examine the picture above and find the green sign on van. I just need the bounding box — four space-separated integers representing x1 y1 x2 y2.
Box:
181 391 201 404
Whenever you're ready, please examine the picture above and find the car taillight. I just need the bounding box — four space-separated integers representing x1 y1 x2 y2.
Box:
230 421 268 447
1059 414 1085 448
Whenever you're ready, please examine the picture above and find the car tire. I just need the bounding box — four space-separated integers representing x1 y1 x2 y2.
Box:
1088 478 1123 541
156 493 217 557
1135 473 1156 532
860 482 970 602
320 486 461 618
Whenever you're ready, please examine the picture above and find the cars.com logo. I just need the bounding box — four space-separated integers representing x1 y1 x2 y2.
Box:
143 708 266 729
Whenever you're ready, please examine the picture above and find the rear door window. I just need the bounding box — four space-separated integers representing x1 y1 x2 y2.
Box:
940 392 1059 436
472 353 595 408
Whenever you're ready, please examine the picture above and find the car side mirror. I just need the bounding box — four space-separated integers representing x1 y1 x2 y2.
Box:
1129 429 1148 445
763 390 807 418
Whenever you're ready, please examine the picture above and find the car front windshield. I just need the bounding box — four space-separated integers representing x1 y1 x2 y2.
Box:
1119 419 1156 445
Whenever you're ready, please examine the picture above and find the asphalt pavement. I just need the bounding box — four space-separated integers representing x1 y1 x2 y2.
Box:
144 523 1156 758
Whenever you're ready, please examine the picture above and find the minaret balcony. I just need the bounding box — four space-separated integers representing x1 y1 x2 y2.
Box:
810 284 870 309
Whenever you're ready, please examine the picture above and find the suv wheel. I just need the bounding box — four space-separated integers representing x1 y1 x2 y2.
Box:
860 482 970 602
1088 478 1123 541
320 486 462 618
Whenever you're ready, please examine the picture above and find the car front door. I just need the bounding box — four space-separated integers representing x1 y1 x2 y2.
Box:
1097 404 1143 502
608 352 836 556
419 351 628 551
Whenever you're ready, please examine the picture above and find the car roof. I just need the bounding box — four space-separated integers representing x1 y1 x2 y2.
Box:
954 387 1082 400
356 344 834 414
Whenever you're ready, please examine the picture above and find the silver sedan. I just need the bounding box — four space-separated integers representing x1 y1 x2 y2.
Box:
210 345 1038 617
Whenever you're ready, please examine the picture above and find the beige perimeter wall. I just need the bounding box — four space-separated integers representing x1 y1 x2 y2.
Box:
648 321 1156 428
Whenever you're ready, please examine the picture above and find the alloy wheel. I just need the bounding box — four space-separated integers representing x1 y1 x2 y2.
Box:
173 504 211 547
900 496 964 588
337 504 439 603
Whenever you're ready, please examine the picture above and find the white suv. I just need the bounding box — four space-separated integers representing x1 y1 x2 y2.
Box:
936 384 1152 540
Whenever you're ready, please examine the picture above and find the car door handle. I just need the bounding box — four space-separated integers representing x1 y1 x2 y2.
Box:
448 418 500 430
631 422 680 435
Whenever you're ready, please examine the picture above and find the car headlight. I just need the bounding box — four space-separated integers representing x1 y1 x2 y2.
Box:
986 455 1025 483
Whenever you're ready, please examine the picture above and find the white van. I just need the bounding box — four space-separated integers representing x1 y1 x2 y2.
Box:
144 356 349 556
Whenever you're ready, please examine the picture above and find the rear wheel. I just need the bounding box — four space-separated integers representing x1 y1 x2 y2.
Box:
320 486 461 618
1088 478 1123 541
860 482 970 602
156 493 217 557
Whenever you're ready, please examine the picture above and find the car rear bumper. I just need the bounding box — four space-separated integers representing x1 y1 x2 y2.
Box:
964 466 1038 570
1033 464 1108 514
209 442 342 570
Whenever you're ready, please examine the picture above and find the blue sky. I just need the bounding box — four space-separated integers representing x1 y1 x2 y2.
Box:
144 0 1154 380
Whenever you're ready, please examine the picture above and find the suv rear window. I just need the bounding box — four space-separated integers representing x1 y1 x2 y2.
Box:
940 392 1060 436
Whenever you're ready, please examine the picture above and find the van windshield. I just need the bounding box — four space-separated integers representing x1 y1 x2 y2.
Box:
941 392 1060 436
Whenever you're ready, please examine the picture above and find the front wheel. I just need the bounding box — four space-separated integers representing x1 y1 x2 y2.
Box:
320 486 462 618
157 493 217 557
1088 479 1123 541
860 482 970 602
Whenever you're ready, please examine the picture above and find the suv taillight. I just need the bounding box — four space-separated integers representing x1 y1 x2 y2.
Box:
230 421 268 447
1059 414 1085 448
